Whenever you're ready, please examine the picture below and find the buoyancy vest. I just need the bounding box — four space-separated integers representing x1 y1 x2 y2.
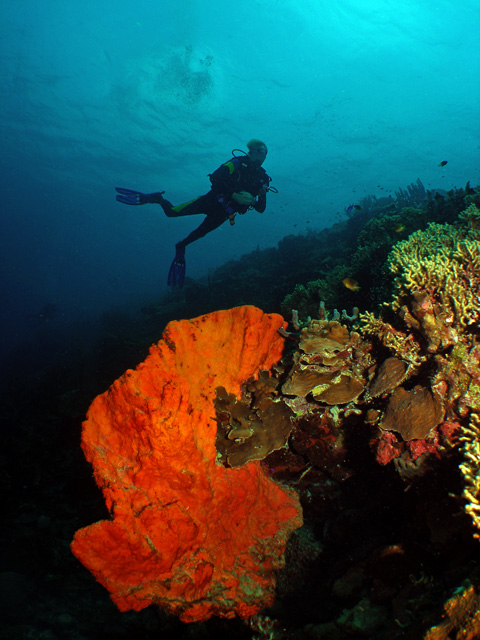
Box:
208 156 271 199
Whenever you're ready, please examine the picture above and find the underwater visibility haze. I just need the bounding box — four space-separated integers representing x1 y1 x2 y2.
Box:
1 0 479 362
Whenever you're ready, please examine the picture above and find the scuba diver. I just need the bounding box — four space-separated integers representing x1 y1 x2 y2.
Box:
115 139 272 287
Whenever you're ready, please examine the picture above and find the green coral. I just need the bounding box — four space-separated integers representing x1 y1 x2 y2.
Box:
352 207 424 274
280 266 351 320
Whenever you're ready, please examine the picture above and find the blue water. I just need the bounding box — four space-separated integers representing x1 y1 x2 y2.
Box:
1 0 479 362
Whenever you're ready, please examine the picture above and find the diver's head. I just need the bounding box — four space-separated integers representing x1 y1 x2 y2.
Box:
247 139 268 166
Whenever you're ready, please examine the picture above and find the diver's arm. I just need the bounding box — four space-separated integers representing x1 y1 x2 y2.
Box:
232 191 255 205
254 191 266 213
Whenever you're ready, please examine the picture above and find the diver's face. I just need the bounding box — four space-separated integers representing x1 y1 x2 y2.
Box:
248 147 267 166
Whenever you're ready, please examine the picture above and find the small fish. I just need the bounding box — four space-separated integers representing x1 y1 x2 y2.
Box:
438 160 448 167
394 223 405 233
345 204 362 214
343 277 360 291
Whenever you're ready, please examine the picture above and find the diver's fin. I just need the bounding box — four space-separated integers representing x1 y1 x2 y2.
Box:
115 187 145 205
167 258 186 287
116 188 166 205
167 245 186 287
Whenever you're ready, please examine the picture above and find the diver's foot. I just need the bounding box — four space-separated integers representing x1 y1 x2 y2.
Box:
167 244 186 287
147 191 166 204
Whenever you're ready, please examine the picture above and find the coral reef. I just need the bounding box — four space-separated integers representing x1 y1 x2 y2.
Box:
282 302 371 407
394 177 428 208
6 182 480 639
246 201 480 637
280 266 355 321
135 182 478 335
67 195 480 637
71 306 302 623
215 370 294 467
352 206 480 476
366 356 408 398
424 579 480 640
379 385 444 441
459 413 480 539
278 184 480 319
388 209 480 338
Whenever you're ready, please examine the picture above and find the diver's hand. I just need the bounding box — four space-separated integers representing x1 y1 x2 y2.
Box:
115 188 165 205
232 191 255 205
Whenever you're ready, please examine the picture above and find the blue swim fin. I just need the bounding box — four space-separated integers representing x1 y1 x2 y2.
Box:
167 245 186 287
116 187 166 205
115 187 147 205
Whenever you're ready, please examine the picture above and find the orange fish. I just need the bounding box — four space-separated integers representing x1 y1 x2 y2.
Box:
394 223 405 233
343 277 360 291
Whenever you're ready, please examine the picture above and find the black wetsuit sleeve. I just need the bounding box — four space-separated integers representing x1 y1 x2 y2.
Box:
209 162 240 197
254 191 267 213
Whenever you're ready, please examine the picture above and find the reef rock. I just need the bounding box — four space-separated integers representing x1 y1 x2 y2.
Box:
71 306 302 623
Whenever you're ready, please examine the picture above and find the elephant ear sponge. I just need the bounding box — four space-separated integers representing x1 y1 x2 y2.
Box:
71 305 302 623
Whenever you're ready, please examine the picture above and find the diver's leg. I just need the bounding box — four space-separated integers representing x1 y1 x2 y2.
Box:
167 202 226 287
159 194 207 218
177 210 227 249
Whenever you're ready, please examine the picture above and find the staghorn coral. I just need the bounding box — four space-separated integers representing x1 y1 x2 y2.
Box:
388 205 480 337
459 413 480 539
280 269 350 322
432 343 480 419
71 306 302 623
394 178 427 208
350 207 424 281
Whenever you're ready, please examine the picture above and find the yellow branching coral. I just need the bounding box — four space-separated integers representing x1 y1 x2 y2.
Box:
459 413 480 539
389 223 458 293
454 238 480 272
387 206 480 328
458 203 480 230
360 311 424 366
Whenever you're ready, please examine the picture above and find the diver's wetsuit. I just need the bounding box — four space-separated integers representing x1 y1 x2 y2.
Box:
156 155 270 250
